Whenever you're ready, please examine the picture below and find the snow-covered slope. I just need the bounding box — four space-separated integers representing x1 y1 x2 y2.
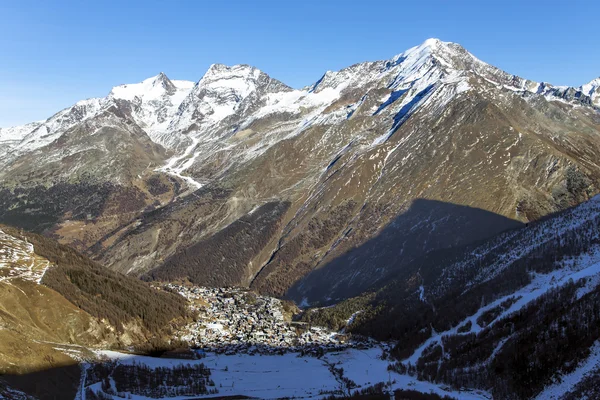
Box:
109 72 195 144
1 73 194 164
0 228 51 284
0 121 42 146
2 38 596 176
0 121 43 165
338 195 600 398
581 77 600 106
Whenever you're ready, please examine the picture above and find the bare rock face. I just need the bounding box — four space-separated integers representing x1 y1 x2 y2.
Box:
1 39 599 304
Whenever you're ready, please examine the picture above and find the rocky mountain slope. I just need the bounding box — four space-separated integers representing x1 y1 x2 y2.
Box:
1 39 599 305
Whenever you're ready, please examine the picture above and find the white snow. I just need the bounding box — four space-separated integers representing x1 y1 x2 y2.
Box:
92 350 340 399
110 74 193 102
0 121 42 145
535 341 600 400
0 73 195 161
156 135 203 190
90 347 490 400
418 285 426 301
581 77 600 106
405 242 600 366
0 229 51 284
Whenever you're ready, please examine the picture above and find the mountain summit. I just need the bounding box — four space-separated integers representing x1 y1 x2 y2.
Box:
582 77 600 106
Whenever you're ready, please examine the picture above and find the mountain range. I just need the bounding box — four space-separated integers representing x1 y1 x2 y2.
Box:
2 37 600 399
2 39 600 306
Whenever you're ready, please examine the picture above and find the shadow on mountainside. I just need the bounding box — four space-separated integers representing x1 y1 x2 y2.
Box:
288 198 524 304
0 361 253 400
1 363 81 400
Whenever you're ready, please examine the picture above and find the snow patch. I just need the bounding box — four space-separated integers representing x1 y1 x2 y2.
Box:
535 341 600 400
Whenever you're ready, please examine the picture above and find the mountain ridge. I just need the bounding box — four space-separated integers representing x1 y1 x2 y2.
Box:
2 37 600 399
2 38 597 137
0 38 599 305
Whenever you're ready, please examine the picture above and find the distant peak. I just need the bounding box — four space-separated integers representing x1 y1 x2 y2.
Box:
206 63 229 72
394 38 449 60
205 63 257 75
389 38 482 73
412 38 457 52
199 63 263 85
149 72 174 87
109 72 179 100
421 38 443 48
587 77 600 86
154 71 169 82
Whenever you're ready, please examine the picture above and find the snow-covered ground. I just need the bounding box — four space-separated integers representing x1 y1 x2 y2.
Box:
534 341 600 400
0 229 50 284
156 135 203 190
405 246 600 365
86 347 490 400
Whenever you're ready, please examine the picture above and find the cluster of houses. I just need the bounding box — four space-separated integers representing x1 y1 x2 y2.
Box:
163 284 358 355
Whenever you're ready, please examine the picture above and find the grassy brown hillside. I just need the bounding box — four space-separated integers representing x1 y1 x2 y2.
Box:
143 201 290 287
2 224 189 336
0 224 190 386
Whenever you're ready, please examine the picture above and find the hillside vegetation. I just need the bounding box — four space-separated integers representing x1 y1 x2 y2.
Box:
1 224 189 336
306 196 600 398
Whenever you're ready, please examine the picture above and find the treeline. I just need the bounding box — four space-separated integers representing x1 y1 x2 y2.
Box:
561 365 600 399
144 201 290 287
395 278 600 399
146 174 171 196
300 295 375 331
0 180 114 232
324 385 456 400
1 224 189 335
86 361 216 398
344 205 600 357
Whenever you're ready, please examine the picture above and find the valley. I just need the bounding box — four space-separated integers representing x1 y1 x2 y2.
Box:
80 347 489 400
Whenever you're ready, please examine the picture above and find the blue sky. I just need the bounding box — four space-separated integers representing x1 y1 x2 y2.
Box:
1 0 598 127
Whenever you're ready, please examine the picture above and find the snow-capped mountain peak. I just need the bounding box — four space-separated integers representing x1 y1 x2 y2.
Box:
109 72 193 102
2 39 598 172
586 77 600 87
581 77 600 106
391 38 469 70
309 38 468 97
196 64 264 100
201 63 261 82
392 37 449 61
165 63 293 139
